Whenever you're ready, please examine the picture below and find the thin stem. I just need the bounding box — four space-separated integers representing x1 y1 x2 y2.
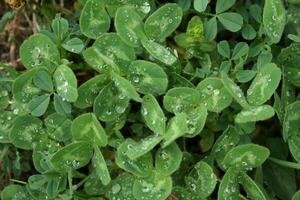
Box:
0 145 9 161
68 171 73 197
10 179 27 185
269 157 300 170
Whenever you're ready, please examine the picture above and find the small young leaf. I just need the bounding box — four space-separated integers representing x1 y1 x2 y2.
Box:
283 101 300 141
53 64 78 102
235 105 275 123
263 0 285 43
144 3 183 42
105 173 135 199
72 113 108 147
141 94 166 135
185 105 207 137
50 141 94 171
204 17 218 41
79 0 110 39
222 144 270 170
217 40 231 58
155 142 183 176
232 42 249 60
288 135 300 163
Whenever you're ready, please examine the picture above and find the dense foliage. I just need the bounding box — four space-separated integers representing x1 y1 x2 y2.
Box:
1 0 300 199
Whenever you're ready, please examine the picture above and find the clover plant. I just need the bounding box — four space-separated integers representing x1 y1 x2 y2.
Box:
1 0 300 199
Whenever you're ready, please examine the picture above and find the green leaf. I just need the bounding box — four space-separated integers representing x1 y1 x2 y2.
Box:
232 42 249 60
239 172 267 200
79 0 110 39
50 141 94 171
283 101 300 140
51 14 69 41
1 185 30 200
288 135 300 163
33 70 53 92
242 24 257 40
263 0 285 43
20 34 60 71
292 191 300 200
217 40 231 58
196 77 232 112
28 94 50 117
62 37 84 53
126 135 163 160
105 173 135 199
236 70 257 83
247 63 281 106
235 105 275 123
115 6 146 47
218 167 240 200
162 113 188 147
10 115 44 150
141 94 166 135
132 170 172 200
163 87 200 114
83 33 135 73
221 72 250 109
93 145 111 185
0 112 15 143
13 67 46 103
111 71 142 102
185 105 207 137
212 126 240 168
155 142 182 176
53 94 72 115
204 17 218 41
128 60 168 96
185 161 217 198
141 39 177 66
94 83 129 122
72 113 108 147
218 12 243 32
45 113 72 142
186 16 205 41
288 34 300 43
75 74 110 109
115 139 153 177
53 64 78 102
222 144 270 170
144 3 183 42
277 43 300 87
194 0 209 13
216 0 236 14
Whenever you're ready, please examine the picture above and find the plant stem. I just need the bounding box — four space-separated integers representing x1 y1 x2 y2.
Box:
10 179 27 185
268 157 300 170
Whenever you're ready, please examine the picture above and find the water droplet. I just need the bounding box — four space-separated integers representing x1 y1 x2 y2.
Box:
112 183 121 194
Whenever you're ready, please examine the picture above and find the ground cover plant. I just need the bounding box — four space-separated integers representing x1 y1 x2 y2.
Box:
1 0 300 199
